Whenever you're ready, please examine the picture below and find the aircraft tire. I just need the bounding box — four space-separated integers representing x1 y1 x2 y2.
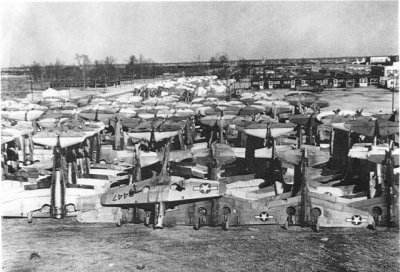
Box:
116 218 123 227
368 221 376 230
193 217 201 230
315 222 320 233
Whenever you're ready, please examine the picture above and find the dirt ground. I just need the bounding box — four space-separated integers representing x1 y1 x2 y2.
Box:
2 218 399 272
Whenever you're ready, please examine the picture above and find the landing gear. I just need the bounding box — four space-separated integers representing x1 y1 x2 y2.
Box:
368 221 376 230
315 222 320 233
368 172 377 199
284 220 289 230
27 212 33 223
193 218 200 231
223 219 229 231
222 207 231 231
310 208 321 232
115 211 127 227
193 207 207 230
154 202 165 229
372 206 383 226
113 208 124 227
144 211 151 227
283 206 296 230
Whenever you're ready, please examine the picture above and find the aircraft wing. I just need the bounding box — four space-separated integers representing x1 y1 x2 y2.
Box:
192 144 236 165
343 119 398 137
275 145 330 167
100 177 225 208
244 122 296 139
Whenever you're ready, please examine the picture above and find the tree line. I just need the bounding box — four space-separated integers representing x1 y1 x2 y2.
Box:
27 53 237 88
29 54 157 84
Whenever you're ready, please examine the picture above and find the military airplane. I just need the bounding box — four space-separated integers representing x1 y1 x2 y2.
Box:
100 139 226 229
1 135 96 222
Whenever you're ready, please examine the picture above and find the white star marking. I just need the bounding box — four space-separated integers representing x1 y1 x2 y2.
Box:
200 183 211 193
193 183 218 194
255 212 273 222
345 215 367 225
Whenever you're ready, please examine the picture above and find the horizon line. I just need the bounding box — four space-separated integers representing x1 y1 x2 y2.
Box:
2 53 398 69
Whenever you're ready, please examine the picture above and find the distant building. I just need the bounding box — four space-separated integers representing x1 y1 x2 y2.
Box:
371 62 399 89
371 62 399 77
50 80 121 89
366 55 398 65
252 74 379 90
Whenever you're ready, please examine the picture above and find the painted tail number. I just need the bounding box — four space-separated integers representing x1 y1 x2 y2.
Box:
193 183 218 194
346 215 367 225
112 192 132 201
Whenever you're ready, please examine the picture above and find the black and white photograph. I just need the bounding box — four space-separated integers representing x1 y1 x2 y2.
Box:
1 1 399 271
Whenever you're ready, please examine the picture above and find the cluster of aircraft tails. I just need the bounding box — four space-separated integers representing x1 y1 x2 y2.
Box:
1 76 399 232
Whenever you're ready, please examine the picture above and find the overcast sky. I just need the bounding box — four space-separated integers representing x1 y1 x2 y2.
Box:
1 1 398 67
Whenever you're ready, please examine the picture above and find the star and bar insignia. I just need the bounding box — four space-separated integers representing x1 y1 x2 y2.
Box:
255 212 274 222
193 183 218 194
346 215 367 225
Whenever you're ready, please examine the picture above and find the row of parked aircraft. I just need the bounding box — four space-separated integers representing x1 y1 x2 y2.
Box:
1 78 398 232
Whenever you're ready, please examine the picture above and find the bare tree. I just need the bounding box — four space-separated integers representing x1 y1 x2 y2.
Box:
44 59 63 81
30 62 42 82
90 60 104 87
217 54 229 79
104 56 116 87
53 59 63 80
139 54 145 78
44 64 53 81
238 58 248 78
126 55 138 80
209 57 218 69
218 54 229 66
75 54 90 88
